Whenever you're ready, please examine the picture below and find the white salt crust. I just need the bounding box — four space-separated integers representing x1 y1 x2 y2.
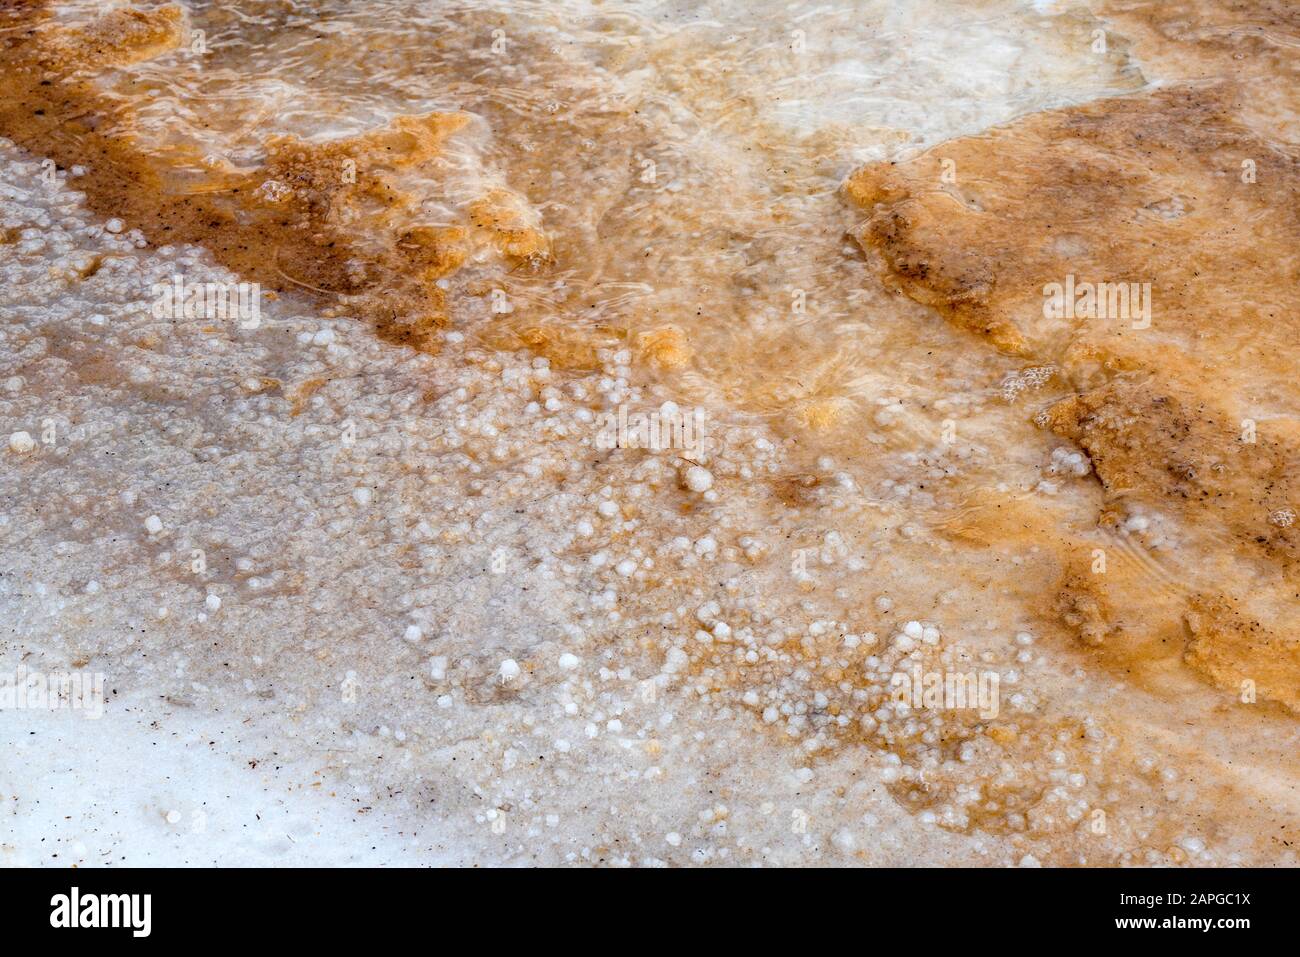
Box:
0 140 1024 866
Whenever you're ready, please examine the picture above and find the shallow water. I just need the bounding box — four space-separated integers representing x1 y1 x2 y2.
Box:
115 0 1146 428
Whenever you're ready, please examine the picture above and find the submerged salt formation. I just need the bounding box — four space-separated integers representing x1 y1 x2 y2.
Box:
0 3 549 351
846 83 1300 712
1 0 1298 866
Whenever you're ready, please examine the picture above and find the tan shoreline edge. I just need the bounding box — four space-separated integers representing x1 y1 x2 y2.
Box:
1091 0 1300 144
0 2 548 353
846 83 1300 711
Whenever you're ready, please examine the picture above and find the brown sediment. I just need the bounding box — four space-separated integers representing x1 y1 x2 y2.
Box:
467 189 551 261
1184 594 1300 714
932 490 1187 689
846 85 1300 367
478 321 619 372
1093 0 1300 141
38 4 187 69
1054 554 1121 648
636 325 693 370
288 377 330 417
843 187 1025 354
931 481 1300 717
1040 377 1300 574
845 81 1300 707
0 1 548 352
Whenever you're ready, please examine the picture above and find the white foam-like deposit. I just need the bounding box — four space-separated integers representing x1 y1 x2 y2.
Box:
0 134 1016 865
